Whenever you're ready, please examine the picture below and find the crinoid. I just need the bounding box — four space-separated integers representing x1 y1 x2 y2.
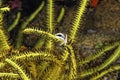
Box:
0 0 120 80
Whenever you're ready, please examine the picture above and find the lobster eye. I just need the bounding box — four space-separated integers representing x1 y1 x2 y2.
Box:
57 34 62 37
55 33 65 39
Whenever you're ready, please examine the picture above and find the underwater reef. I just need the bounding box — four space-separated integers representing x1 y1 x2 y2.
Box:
0 0 120 80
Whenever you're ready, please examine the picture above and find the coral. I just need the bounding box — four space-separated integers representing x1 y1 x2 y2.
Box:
90 0 99 8
0 0 120 80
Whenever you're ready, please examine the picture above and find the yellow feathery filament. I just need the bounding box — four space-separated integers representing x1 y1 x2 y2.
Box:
0 29 10 52
5 59 31 80
47 0 54 33
0 7 10 12
69 0 89 43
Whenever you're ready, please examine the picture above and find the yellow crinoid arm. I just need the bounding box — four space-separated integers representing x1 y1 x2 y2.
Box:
69 0 89 44
46 0 55 50
0 29 10 52
0 7 10 12
47 0 55 33
5 59 31 80
0 1 10 52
